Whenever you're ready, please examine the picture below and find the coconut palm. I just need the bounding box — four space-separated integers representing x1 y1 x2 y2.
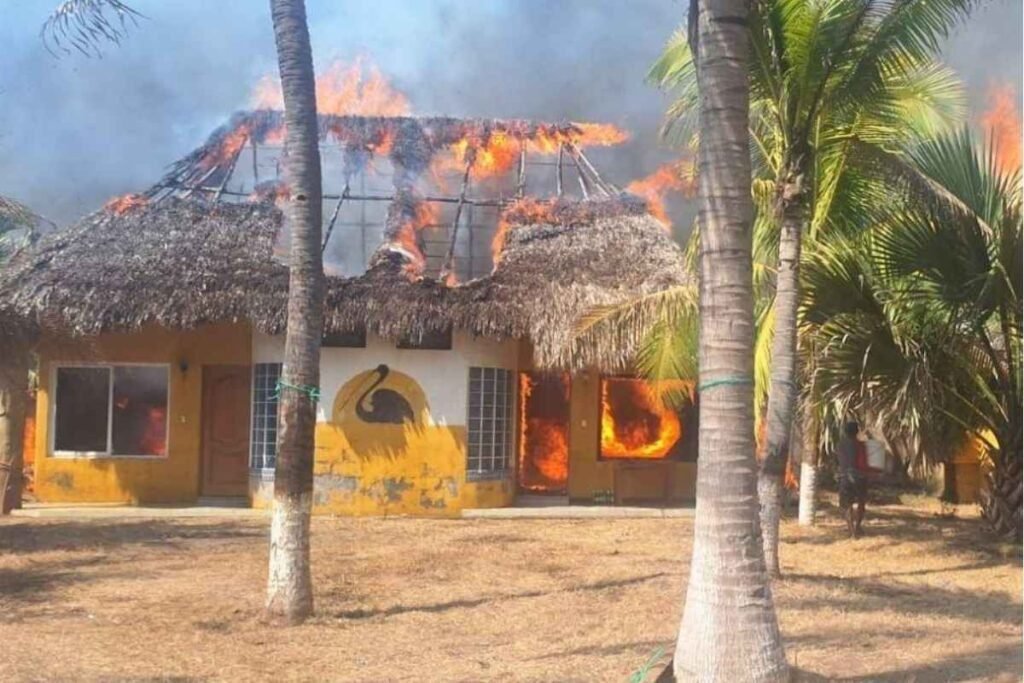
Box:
804 128 1022 541
263 0 325 624
42 0 326 622
647 0 972 575
0 196 48 514
668 0 788 679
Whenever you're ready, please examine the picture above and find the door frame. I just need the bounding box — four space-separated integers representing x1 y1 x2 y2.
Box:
198 364 252 498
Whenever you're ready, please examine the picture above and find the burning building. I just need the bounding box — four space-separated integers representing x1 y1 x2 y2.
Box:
0 104 695 514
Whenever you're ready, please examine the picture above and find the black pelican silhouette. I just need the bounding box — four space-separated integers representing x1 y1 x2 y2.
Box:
355 364 415 425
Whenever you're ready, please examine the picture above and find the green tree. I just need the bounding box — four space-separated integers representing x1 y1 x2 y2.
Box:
803 129 1022 541
647 0 972 574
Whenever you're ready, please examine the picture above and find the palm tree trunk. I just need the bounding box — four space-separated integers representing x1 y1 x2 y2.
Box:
265 0 324 625
797 400 818 526
758 201 803 576
673 0 788 679
981 428 1022 543
0 339 29 514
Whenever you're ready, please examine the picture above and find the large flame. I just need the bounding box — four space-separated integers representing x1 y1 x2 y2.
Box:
600 377 682 459
432 121 629 183
250 57 411 116
625 160 696 227
518 372 570 493
981 85 1022 173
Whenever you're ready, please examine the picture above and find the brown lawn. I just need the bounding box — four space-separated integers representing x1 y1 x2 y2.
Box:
0 498 1020 682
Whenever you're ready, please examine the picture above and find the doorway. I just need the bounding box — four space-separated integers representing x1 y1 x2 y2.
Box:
517 371 570 494
200 365 251 497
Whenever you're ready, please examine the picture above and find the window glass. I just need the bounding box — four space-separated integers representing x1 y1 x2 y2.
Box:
467 367 513 478
250 363 282 470
111 366 169 456
54 367 110 452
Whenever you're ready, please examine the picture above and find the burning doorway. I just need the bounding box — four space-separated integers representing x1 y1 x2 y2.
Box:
600 377 694 461
517 372 570 494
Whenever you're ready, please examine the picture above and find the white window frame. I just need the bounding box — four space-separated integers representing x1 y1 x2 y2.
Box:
49 362 171 459
466 366 514 480
249 362 282 472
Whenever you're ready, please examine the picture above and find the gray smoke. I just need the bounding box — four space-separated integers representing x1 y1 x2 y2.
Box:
0 0 1019 232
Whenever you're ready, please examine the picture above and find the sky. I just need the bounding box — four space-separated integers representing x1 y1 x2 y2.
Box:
0 0 1020 227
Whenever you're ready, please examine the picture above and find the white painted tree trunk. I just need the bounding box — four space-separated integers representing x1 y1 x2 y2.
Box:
266 491 313 619
798 461 817 526
797 402 818 527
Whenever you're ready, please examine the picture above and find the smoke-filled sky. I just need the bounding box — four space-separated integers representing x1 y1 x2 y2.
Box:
0 0 1020 227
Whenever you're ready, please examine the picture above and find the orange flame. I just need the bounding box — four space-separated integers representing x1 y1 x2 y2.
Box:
981 85 1022 173
390 200 441 273
600 377 683 459
431 121 629 183
491 197 557 262
103 193 148 215
140 406 167 457
199 123 253 172
251 57 410 117
625 161 696 227
518 372 570 493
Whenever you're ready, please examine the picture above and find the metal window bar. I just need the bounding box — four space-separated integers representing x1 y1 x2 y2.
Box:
467 367 513 478
250 363 282 471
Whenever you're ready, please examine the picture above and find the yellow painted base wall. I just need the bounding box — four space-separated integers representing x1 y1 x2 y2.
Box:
566 371 696 504
34 324 252 504
249 422 514 516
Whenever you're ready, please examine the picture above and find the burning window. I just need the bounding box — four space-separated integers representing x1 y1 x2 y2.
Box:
53 365 169 457
250 363 282 470
600 377 692 460
518 372 570 493
467 367 513 478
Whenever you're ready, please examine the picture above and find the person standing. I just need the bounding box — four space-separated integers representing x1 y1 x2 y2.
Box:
836 421 869 538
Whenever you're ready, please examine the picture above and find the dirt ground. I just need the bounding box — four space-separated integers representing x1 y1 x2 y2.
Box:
0 497 1020 682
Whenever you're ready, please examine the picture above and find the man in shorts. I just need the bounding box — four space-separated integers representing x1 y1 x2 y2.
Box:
836 421 868 538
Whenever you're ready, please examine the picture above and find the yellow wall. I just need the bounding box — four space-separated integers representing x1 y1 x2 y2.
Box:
947 433 995 505
566 371 696 504
252 364 514 516
34 323 251 504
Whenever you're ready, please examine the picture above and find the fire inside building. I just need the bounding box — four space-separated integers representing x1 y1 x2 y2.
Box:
1 68 698 514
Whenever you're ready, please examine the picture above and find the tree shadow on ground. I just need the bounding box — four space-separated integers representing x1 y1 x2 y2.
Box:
0 518 265 556
0 519 266 620
332 571 671 620
790 642 1023 681
783 573 1019 626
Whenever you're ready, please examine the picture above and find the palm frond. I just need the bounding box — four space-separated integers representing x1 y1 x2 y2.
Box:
42 0 143 58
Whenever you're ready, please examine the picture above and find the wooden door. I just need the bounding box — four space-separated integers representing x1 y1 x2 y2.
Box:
201 365 251 497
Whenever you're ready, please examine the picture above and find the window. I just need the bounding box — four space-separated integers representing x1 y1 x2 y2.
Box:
467 367 513 478
397 327 452 350
323 327 367 348
250 363 282 471
53 365 169 457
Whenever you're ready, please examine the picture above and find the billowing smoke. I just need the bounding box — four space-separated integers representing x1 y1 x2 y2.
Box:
0 0 1019 235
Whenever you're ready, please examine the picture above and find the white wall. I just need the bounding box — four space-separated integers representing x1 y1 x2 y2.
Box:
252 331 518 425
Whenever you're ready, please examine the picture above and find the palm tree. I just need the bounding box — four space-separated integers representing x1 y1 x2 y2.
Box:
263 0 324 624
669 0 788 679
649 0 973 574
42 0 326 621
804 128 1022 541
0 197 47 514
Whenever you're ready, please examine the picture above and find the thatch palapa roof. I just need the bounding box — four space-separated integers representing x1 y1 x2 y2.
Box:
0 113 689 372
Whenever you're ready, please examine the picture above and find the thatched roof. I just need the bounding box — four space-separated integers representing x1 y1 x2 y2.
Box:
0 195 686 372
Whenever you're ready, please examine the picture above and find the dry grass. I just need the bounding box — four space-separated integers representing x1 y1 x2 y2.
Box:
0 498 1019 682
